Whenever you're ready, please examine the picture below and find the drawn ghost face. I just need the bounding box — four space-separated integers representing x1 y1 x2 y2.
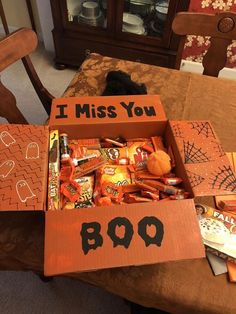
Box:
26 142 39 159
0 131 16 147
16 180 35 202
0 160 15 178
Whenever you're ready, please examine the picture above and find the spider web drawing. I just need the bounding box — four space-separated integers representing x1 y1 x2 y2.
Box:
186 170 205 187
188 122 216 138
210 165 236 192
183 140 210 163
211 141 226 158
172 123 184 138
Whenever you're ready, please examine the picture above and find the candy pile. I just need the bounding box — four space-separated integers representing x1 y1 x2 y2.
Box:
48 131 189 210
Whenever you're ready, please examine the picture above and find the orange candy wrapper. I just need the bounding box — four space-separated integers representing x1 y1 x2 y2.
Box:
101 182 123 203
97 165 131 186
74 176 94 208
61 180 81 202
127 141 153 170
70 138 101 149
73 155 107 178
94 165 131 205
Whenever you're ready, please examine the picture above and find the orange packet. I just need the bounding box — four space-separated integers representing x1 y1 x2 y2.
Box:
70 138 101 149
73 155 106 178
101 182 123 202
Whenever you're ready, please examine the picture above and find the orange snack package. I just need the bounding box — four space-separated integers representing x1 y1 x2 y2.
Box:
101 147 128 164
74 175 94 208
101 182 123 203
94 165 131 204
127 141 153 170
61 180 81 202
97 165 131 186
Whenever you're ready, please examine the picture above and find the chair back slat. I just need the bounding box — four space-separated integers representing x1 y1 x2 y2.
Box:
0 28 37 72
172 11 236 77
0 28 54 123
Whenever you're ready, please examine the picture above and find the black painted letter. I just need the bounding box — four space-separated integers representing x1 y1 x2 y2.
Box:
138 216 164 247
120 101 134 117
80 222 103 255
107 217 134 248
55 104 68 119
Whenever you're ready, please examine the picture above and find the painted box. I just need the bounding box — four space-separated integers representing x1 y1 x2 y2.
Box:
0 124 49 211
43 95 236 276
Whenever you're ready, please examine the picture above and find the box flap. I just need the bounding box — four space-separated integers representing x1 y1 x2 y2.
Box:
0 124 49 211
49 95 167 138
44 199 205 276
169 120 236 197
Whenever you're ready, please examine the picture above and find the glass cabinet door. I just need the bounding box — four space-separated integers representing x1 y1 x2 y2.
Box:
66 0 108 29
122 0 170 37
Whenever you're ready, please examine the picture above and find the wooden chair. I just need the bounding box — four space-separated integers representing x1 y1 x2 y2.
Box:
0 28 54 124
172 11 236 77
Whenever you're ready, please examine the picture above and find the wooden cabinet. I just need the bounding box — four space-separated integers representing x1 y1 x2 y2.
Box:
50 0 190 69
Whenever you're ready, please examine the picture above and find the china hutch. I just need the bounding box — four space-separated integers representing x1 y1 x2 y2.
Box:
50 0 190 69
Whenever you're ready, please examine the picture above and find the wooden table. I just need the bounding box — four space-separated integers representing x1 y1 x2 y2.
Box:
1 53 236 314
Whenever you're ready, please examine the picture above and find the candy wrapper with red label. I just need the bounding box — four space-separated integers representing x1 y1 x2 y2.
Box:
73 175 94 208
61 180 81 202
127 141 153 170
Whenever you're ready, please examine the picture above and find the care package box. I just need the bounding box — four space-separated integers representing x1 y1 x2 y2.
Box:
1 95 235 276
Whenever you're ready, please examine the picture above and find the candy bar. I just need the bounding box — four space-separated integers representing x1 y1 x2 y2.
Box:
141 190 159 201
61 180 81 202
48 130 60 210
70 138 101 149
73 155 107 178
123 193 153 203
74 176 94 208
142 179 182 195
127 141 151 170
135 170 160 180
69 144 87 159
101 181 123 202
103 138 126 148
134 180 157 192
122 184 141 193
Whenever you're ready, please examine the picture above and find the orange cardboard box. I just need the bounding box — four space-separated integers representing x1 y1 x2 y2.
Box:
1 95 235 276
0 124 49 211
43 95 236 276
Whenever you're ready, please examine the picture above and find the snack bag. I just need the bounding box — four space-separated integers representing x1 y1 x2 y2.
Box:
94 165 131 205
74 176 94 208
127 141 153 170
